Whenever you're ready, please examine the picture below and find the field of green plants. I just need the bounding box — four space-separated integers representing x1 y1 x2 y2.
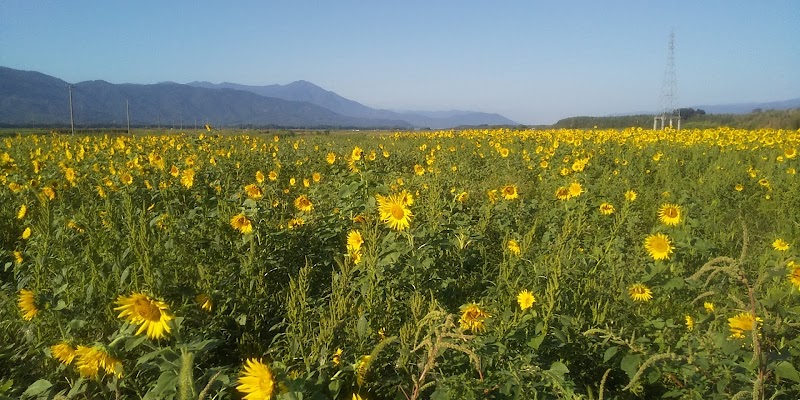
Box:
1 127 799 399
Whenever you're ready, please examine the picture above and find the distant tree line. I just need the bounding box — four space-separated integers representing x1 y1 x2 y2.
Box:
552 108 800 130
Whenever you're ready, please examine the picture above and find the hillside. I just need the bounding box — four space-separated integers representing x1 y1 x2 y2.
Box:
188 81 518 129
0 67 412 129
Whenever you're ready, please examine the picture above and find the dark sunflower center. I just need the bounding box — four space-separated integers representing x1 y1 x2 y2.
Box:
391 205 405 220
134 299 162 321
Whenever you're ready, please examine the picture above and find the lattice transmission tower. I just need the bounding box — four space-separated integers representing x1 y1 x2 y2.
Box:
654 30 680 130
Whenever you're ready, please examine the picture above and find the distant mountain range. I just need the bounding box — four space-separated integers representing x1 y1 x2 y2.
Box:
187 80 518 129
0 66 517 129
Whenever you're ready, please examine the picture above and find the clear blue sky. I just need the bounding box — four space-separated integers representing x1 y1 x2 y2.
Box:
2 1 798 124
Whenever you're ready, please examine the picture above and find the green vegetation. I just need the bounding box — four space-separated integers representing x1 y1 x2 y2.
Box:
1 127 799 399
553 108 800 130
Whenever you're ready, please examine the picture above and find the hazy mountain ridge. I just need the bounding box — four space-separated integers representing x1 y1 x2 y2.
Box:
0 67 409 128
187 81 518 129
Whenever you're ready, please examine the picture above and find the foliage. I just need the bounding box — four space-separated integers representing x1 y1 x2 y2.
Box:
553 108 800 130
1 126 799 399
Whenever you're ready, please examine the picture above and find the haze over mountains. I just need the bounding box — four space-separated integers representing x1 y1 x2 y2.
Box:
2 66 797 129
187 80 518 128
0 66 516 129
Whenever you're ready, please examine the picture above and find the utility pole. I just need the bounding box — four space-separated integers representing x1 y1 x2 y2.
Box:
68 85 75 135
126 99 131 135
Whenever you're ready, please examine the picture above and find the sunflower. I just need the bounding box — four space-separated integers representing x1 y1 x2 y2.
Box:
180 169 195 188
51 342 77 365
326 152 336 164
728 312 762 339
244 184 263 200
644 233 673 260
114 292 174 339
13 251 23 264
459 303 490 333
17 204 27 219
312 172 321 182
414 164 425 176
351 146 363 161
21 227 32 240
734 183 744 192
628 283 653 302
599 202 615 215
787 261 800 290
347 230 364 252
624 190 637 202
377 193 413 231
487 189 498 203
18 289 38 320
507 239 521 256
704 302 715 313
120 172 133 186
356 355 372 386
517 290 535 310
236 358 274 400
255 170 265 183
268 170 278 181
400 190 414 206
332 348 343 365
148 152 166 170
196 294 213 312
294 195 314 213
568 182 584 198
42 186 56 200
772 238 790 251
64 167 76 185
74 345 123 379
230 213 254 234
455 191 468 203
287 218 305 229
658 204 682 226
555 186 570 200
501 185 518 200
685 315 694 331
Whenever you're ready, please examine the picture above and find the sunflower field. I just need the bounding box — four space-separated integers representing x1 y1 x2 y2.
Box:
1 127 799 399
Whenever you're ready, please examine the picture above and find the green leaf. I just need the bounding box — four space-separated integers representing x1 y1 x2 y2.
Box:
550 327 567 344
603 346 619 362
52 299 67 311
527 334 546 350
620 354 642 380
773 361 800 382
120 266 131 285
125 335 148 351
0 380 12 393
548 361 569 378
236 314 247 326
143 371 178 400
66 378 86 397
22 379 51 397
430 386 452 400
